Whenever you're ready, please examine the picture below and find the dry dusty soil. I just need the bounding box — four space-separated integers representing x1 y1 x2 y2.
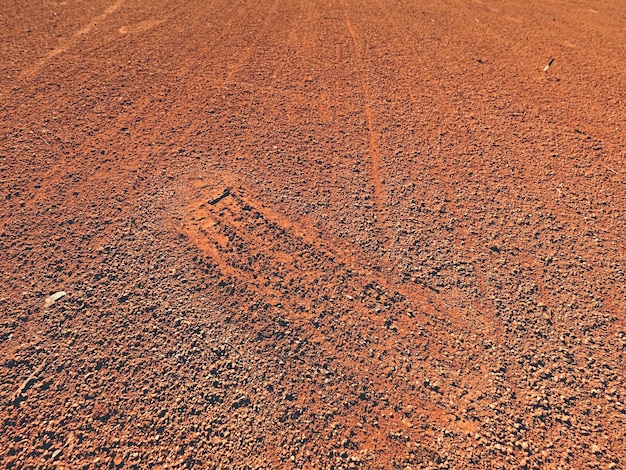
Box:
2 0 626 468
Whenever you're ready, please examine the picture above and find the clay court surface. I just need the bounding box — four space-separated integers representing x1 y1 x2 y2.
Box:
2 0 626 468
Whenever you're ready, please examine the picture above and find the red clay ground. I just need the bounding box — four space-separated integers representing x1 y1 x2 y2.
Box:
1 0 626 468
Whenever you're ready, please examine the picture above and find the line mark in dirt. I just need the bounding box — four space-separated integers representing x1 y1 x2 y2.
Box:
0 0 125 101
340 0 385 208
222 0 281 88
168 0 281 147
364 0 504 333
118 19 166 35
